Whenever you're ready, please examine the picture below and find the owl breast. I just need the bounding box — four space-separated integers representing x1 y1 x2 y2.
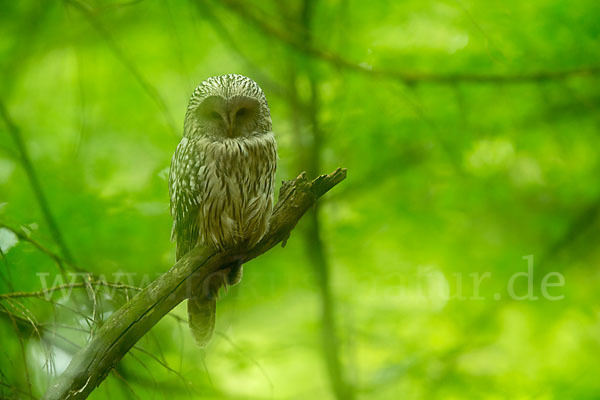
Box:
196 133 277 250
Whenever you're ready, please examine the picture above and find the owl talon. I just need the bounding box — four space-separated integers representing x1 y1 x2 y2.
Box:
226 260 244 286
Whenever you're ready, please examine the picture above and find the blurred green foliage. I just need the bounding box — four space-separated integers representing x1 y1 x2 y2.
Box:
1 0 599 399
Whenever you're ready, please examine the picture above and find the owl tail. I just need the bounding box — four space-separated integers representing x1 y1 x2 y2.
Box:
186 260 244 347
188 295 216 347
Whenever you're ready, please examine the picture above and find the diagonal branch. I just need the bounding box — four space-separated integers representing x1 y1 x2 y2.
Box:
43 167 347 400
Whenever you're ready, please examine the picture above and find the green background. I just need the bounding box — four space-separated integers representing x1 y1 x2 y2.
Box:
1 0 599 398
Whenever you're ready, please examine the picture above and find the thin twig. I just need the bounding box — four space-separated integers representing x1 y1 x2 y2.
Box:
0 380 37 400
0 222 69 273
42 298 95 325
0 306 82 352
111 369 141 400
0 247 15 291
216 332 274 397
126 351 158 393
0 281 141 300
0 303 33 397
131 345 191 389
4 298 44 341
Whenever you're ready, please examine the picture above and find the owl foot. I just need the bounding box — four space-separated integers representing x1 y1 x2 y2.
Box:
226 260 244 286
202 260 244 301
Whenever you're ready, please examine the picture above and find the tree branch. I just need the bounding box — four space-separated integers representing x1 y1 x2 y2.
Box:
217 0 600 85
43 168 347 400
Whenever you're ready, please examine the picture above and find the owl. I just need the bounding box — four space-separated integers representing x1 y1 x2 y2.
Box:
169 74 277 346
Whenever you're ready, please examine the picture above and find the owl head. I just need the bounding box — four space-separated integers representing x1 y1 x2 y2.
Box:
183 74 272 140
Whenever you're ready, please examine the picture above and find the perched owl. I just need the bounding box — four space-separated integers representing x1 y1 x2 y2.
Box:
169 74 277 346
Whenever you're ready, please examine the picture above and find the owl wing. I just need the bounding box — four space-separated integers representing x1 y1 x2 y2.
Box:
169 138 217 347
169 137 204 261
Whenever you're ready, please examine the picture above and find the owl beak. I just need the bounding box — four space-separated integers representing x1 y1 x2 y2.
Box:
225 109 237 137
225 116 234 137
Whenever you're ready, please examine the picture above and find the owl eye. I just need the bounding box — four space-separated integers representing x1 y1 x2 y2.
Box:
236 108 248 118
209 111 221 120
